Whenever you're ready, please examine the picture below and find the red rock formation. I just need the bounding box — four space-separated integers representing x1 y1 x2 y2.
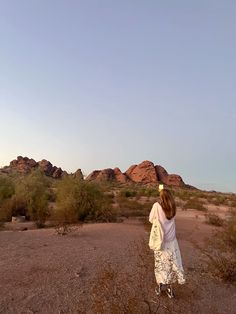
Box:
165 174 184 187
113 168 129 183
86 160 186 187
155 165 184 186
125 161 158 183
125 164 136 176
86 169 115 182
73 169 84 180
155 165 169 184
38 159 54 176
86 168 129 183
6 156 64 178
98 169 115 181
10 156 37 174
3 157 186 186
51 167 63 179
86 170 101 181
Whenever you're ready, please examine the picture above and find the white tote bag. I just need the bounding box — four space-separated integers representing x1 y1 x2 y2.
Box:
148 205 163 251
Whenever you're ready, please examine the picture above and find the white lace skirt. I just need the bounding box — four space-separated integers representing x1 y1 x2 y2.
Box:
154 238 185 285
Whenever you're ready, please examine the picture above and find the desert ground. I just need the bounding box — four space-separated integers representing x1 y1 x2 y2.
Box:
1 204 236 314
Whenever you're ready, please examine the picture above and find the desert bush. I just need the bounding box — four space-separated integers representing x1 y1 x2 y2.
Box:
173 189 197 203
0 195 27 222
0 199 12 222
195 191 208 199
0 176 15 204
11 194 28 216
54 177 115 225
119 189 137 198
202 212 236 283
229 199 236 208
0 176 16 222
183 198 208 211
209 195 228 206
207 250 236 283
139 187 159 197
223 214 236 248
205 213 224 227
17 169 50 227
47 187 57 202
55 223 82 236
116 195 153 218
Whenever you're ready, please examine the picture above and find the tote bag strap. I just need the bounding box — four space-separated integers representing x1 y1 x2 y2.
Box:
155 202 161 222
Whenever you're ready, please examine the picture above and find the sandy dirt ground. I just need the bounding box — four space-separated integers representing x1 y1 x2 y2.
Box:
0 212 236 314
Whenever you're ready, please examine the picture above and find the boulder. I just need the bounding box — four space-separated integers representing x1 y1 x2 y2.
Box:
73 169 84 180
155 165 184 186
86 170 102 181
52 167 63 178
155 165 169 184
11 215 26 223
125 160 158 183
10 156 37 174
38 160 63 178
6 156 65 179
113 167 129 183
93 169 115 182
38 159 54 176
166 174 184 187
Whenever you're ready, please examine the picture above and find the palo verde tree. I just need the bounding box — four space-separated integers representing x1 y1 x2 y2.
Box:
19 169 50 227
54 176 114 225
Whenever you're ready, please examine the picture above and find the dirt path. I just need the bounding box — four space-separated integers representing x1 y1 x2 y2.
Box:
0 221 145 314
0 216 236 313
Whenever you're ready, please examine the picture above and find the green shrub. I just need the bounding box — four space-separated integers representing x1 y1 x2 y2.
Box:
0 176 15 204
18 169 50 227
139 187 159 197
54 177 115 224
119 189 137 198
0 176 16 222
0 199 12 222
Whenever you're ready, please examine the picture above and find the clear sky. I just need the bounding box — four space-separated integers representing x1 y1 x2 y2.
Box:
0 1 235 192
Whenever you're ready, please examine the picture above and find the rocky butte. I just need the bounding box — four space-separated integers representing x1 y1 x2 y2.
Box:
0 157 186 187
0 156 65 178
86 160 185 187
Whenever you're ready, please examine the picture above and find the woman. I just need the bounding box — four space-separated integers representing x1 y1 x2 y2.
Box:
149 187 185 298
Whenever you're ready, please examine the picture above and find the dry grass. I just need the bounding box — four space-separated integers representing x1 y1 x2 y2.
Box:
205 213 224 227
54 222 83 236
183 199 208 212
1 212 236 313
88 239 189 314
116 196 153 218
199 213 236 283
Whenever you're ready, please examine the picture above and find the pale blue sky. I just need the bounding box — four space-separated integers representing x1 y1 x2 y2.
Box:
0 1 235 192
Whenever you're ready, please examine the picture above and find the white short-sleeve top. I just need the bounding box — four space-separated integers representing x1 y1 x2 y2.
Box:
149 202 176 242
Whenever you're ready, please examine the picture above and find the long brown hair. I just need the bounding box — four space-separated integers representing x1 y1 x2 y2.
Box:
160 189 176 220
